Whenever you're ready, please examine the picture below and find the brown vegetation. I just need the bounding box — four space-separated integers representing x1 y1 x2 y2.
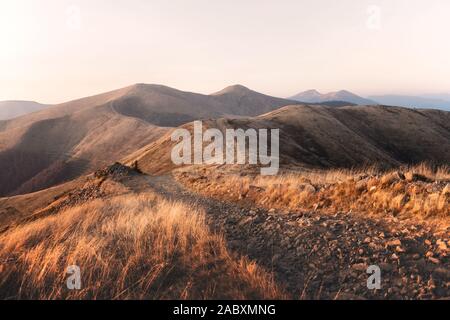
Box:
0 192 284 299
176 164 450 227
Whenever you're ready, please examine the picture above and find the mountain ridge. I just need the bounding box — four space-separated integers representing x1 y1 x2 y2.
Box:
0 83 298 196
290 89 377 105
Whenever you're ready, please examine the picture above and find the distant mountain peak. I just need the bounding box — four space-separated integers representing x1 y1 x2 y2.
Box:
303 89 321 95
290 89 376 105
212 84 252 95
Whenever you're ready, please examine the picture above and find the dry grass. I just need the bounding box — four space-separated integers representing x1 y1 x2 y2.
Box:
177 164 450 224
0 193 284 300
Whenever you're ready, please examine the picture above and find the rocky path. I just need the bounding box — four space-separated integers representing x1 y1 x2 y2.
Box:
141 174 449 300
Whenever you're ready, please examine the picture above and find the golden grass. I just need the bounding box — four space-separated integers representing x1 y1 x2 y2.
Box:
0 193 284 300
177 164 450 224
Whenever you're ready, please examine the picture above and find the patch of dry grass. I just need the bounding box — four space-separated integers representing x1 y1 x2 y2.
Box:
177 164 450 225
0 193 284 300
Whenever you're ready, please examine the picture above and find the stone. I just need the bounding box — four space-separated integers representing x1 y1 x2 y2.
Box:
386 239 402 247
436 240 448 251
395 246 406 253
355 180 368 192
381 171 405 185
405 172 431 182
299 183 316 194
351 263 367 271
428 257 440 264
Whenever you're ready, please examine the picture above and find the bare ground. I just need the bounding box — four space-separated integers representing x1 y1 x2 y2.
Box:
136 174 449 300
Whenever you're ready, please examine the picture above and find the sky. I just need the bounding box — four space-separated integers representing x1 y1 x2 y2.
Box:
1 0 450 104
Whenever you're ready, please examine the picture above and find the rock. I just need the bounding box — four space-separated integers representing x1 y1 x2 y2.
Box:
299 183 317 194
381 171 405 185
428 257 440 264
391 253 399 260
351 263 367 271
249 185 265 193
355 180 368 192
386 239 402 247
405 172 432 182
436 240 448 252
396 246 406 253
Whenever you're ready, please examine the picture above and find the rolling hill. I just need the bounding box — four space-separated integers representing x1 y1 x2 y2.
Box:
128 104 450 174
0 84 297 196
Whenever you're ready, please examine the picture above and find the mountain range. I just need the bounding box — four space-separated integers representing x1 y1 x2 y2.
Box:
369 95 450 111
290 89 377 105
126 104 450 175
1 83 449 197
0 84 298 196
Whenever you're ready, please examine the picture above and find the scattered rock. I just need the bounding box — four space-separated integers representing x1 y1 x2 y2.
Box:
299 183 316 194
381 171 405 185
428 257 441 264
351 263 367 271
386 239 402 247
396 246 406 253
405 172 432 182
436 240 448 252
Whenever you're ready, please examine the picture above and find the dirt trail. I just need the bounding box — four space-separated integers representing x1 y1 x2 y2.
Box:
138 174 449 300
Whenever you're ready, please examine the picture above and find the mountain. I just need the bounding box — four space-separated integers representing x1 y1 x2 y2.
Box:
290 90 377 105
211 85 299 116
421 93 450 101
369 95 450 111
0 101 50 120
0 84 296 196
128 105 450 174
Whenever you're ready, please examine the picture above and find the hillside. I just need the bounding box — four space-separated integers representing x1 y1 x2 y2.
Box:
0 101 50 120
129 105 450 174
291 90 377 105
0 84 298 196
1 162 447 299
0 166 283 299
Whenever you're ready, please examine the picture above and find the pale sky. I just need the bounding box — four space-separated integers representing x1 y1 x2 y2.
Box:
1 0 450 103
